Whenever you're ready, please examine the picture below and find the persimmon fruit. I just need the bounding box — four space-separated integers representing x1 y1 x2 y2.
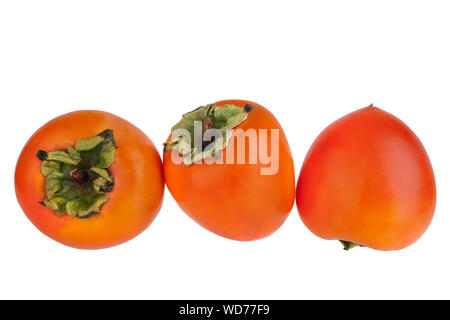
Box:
163 100 295 241
296 105 436 251
15 110 164 249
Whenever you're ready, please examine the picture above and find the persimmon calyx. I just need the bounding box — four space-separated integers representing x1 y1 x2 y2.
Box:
37 129 117 218
163 103 253 165
339 240 364 251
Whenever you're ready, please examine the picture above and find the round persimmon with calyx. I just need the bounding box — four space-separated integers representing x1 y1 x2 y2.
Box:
163 100 295 241
15 110 164 249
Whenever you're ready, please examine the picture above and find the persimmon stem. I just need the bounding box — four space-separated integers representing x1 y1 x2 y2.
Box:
70 168 90 182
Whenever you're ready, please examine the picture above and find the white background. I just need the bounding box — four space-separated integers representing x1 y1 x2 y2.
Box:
1 0 449 299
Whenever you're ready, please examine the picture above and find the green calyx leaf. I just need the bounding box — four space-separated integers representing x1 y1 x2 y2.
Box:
37 129 117 218
46 151 80 165
163 103 252 165
339 240 365 251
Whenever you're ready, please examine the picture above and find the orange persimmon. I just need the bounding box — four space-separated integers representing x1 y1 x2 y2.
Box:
296 105 436 251
15 110 164 249
163 100 295 241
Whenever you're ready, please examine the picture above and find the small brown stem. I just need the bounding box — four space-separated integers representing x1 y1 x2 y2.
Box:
70 168 89 182
203 118 212 131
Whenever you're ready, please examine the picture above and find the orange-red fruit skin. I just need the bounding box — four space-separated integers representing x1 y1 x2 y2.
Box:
296 106 436 251
163 100 295 241
15 110 164 249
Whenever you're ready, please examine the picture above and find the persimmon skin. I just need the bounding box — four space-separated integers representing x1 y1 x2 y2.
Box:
163 100 295 241
15 110 164 249
297 106 436 251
